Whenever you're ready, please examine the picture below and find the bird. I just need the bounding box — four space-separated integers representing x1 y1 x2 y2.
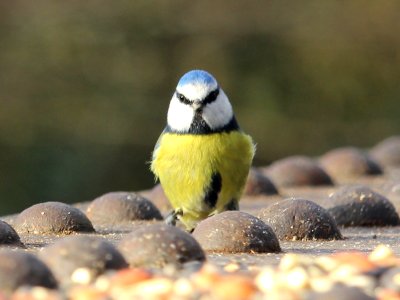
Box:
151 70 255 231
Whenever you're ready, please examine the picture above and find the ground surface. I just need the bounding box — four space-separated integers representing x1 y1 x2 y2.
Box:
2 168 400 270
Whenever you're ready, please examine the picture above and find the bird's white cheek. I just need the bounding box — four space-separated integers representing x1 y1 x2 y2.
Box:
167 98 194 132
202 93 233 130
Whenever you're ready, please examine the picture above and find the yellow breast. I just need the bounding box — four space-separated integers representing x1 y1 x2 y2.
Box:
151 131 255 226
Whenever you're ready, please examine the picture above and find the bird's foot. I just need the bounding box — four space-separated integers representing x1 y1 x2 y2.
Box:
165 209 183 226
224 198 239 211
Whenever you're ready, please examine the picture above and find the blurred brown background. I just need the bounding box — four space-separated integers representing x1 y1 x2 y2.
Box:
0 1 399 214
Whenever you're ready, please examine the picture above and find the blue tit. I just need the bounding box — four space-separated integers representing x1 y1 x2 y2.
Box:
151 70 255 231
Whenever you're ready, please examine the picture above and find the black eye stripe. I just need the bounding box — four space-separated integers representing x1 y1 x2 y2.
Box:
175 88 220 106
203 88 220 105
176 92 191 105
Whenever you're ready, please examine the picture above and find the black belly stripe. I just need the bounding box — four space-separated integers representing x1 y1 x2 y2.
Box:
204 172 222 208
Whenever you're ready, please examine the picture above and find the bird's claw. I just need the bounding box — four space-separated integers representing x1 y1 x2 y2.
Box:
165 209 183 226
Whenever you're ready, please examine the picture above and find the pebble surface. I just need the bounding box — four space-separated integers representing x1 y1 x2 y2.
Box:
141 184 172 213
192 211 281 253
370 135 400 168
0 220 23 247
39 235 128 287
261 155 333 187
0 249 57 294
244 168 279 196
86 192 163 226
14 201 95 235
118 223 205 268
320 147 382 180
257 198 343 241
327 185 400 227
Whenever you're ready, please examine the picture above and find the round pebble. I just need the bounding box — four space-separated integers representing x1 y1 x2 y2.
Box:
257 198 342 240
327 185 400 226
192 211 281 253
261 156 333 187
379 180 400 214
86 192 163 225
370 136 400 167
0 220 23 247
143 184 172 212
39 235 128 286
14 202 95 235
319 147 382 179
244 168 278 196
0 249 57 293
118 224 205 268
381 180 400 197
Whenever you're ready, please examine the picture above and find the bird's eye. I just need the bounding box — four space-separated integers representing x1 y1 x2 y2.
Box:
176 92 191 105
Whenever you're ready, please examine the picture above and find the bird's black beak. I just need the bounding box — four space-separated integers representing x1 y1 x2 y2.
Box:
192 100 202 112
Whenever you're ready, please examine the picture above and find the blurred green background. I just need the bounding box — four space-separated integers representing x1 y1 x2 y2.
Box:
1 1 399 214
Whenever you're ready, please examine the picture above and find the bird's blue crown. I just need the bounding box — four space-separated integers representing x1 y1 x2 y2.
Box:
177 70 217 88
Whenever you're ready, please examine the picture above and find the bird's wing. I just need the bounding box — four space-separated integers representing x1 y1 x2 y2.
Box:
152 126 169 161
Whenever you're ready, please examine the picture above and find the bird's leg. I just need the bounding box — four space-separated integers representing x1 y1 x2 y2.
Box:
165 208 183 226
224 198 239 211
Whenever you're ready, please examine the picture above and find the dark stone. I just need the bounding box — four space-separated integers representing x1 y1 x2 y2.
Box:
261 156 333 187
0 249 57 293
0 220 23 247
320 147 382 179
327 185 400 227
142 184 172 213
118 223 205 268
39 235 127 287
257 198 342 240
86 192 163 225
192 211 281 253
244 168 278 196
308 284 375 300
14 202 95 235
370 136 400 167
